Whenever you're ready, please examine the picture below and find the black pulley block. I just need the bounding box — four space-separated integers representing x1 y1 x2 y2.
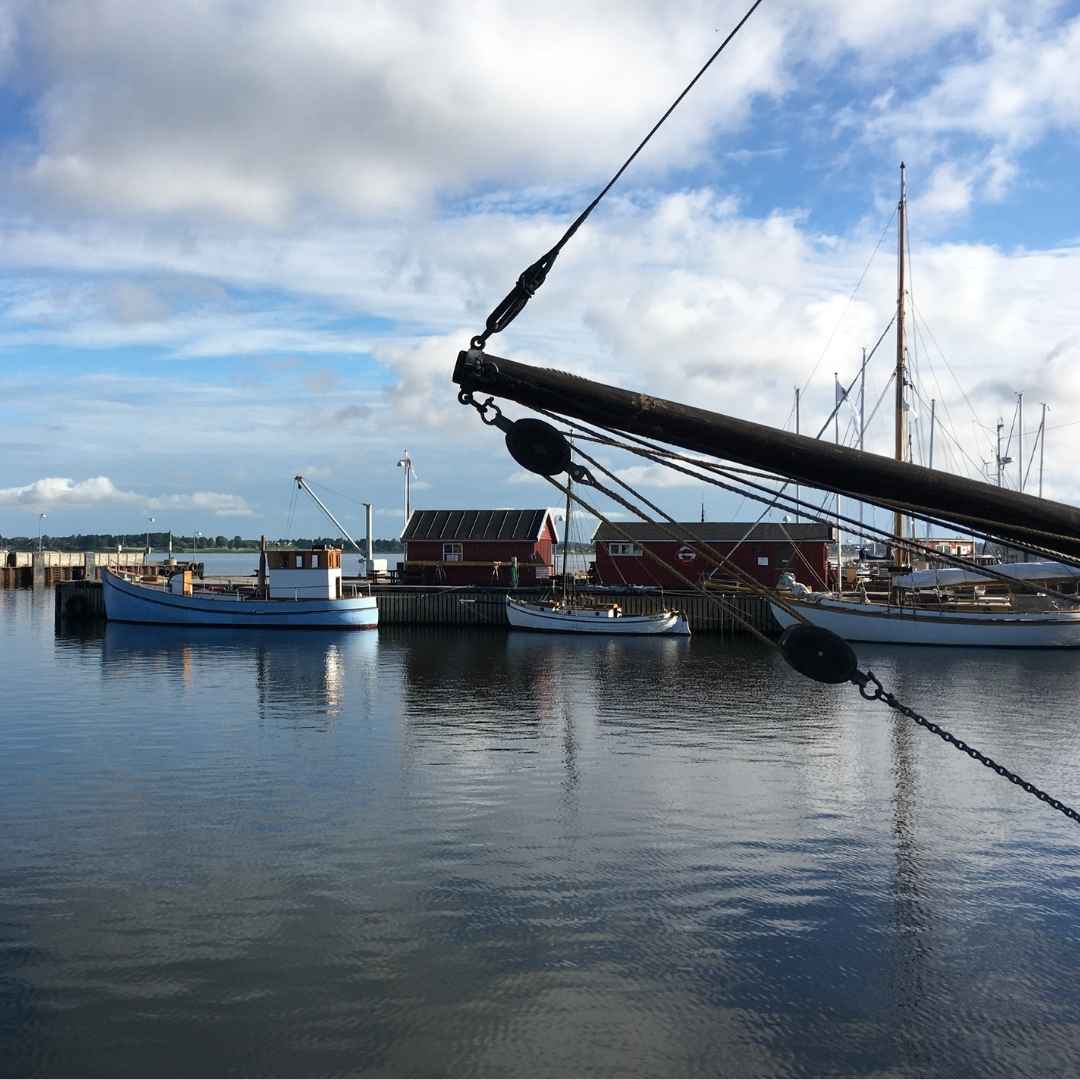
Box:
777 623 858 684
504 418 572 477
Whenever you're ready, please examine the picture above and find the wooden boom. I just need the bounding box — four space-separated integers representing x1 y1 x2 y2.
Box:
453 349 1080 559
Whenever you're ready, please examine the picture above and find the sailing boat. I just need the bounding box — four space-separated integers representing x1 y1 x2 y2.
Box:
765 164 1080 646
451 162 1080 648
505 441 690 635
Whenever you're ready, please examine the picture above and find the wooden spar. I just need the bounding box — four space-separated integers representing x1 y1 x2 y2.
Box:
893 162 908 565
452 349 1080 559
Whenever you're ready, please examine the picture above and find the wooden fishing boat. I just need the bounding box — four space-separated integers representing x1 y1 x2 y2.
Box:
101 547 378 629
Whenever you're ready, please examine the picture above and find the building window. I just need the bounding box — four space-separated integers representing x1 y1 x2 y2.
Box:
443 542 463 561
313 553 321 568
295 555 303 568
607 542 642 556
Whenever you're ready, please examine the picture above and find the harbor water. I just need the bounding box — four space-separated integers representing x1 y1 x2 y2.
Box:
5 585 1080 1076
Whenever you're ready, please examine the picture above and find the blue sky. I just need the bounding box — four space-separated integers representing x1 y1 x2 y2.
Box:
2 0 1080 541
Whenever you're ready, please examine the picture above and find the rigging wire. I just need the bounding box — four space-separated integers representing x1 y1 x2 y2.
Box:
799 208 897 402
536 405 1080 587
471 0 766 349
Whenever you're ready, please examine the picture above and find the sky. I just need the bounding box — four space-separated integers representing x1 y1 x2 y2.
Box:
1 0 1079 543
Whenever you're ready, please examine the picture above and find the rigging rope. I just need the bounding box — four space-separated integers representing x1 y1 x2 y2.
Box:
470 0 766 350
799 207 897 400
458 391 1080 825
539 408 1080 602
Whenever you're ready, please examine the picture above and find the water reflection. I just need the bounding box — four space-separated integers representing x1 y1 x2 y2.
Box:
6 604 1080 1075
101 622 378 724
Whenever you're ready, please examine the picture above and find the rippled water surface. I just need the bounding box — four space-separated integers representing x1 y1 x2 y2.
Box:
5 587 1080 1077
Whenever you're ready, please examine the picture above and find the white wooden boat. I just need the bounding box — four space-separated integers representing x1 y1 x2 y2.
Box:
769 592 1080 647
101 547 377 629
505 596 690 635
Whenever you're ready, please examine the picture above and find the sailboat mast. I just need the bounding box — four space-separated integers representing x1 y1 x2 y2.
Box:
561 440 572 597
1039 402 1048 498
794 386 800 523
859 347 865 542
893 162 908 565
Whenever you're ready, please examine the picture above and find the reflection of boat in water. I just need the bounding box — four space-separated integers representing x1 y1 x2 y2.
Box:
505 595 690 635
102 621 378 719
102 545 377 629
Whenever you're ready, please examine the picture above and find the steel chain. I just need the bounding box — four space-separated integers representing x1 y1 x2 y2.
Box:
853 669 1080 825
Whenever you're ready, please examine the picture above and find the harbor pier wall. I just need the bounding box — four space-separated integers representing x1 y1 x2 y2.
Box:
55 581 776 636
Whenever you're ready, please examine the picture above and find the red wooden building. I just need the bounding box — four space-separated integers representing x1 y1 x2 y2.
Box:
592 521 835 589
400 509 559 586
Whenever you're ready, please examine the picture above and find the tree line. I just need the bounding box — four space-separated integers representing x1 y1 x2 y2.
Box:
0 532 406 553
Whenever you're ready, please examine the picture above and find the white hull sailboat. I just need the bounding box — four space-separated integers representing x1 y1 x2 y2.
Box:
506 595 690 635
769 593 1080 648
503 439 690 636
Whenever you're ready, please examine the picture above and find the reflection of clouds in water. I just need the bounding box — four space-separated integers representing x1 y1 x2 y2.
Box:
22 612 1080 1076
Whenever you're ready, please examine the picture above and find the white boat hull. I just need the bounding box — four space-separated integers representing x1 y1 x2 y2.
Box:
770 594 1080 647
505 596 690 635
102 568 378 629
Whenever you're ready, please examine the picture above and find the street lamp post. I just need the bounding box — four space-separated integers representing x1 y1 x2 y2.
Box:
37 512 47 553
145 516 155 555
193 530 202 565
396 449 416 526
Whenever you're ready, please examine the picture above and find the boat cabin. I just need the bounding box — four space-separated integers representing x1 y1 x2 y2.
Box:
264 546 343 599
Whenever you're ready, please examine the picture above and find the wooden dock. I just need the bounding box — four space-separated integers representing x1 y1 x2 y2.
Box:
2 551 169 589
55 580 776 636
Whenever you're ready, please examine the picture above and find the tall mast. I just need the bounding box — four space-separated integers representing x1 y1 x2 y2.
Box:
893 162 908 565
1039 402 1048 498
859 347 865 543
561 439 572 598
1017 392 1024 493
794 386 800 523
834 371 842 574
927 397 936 539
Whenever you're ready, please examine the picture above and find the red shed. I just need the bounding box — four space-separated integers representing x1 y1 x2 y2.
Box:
592 521 835 589
401 508 559 586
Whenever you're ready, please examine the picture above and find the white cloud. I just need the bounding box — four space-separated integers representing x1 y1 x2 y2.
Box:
613 464 712 489
4 2 1080 531
9 1 786 223
0 476 254 516
912 162 974 218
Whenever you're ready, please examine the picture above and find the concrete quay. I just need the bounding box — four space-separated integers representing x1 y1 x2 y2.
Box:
55 579 776 635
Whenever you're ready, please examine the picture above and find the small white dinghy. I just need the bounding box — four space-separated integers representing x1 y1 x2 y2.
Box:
505 596 690 636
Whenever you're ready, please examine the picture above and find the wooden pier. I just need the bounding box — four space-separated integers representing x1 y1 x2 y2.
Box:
2 550 158 589
55 580 776 636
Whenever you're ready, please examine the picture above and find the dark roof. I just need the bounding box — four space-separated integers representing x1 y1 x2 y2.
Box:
402 509 553 542
592 521 835 543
